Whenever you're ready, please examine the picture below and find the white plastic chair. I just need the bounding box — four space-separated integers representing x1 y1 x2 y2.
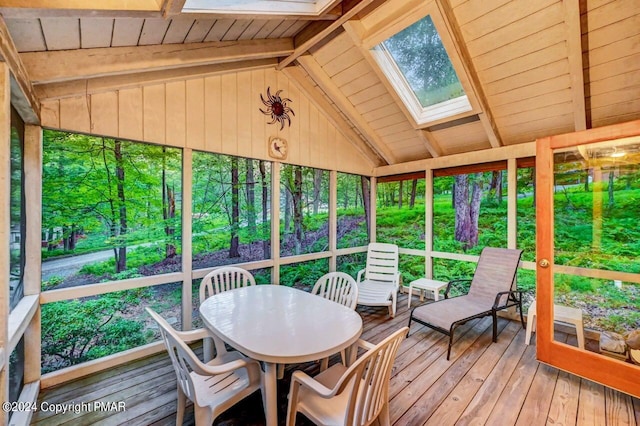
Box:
356 243 401 318
200 266 256 300
199 266 256 361
286 326 408 426
312 272 359 310
146 308 263 426
312 272 359 369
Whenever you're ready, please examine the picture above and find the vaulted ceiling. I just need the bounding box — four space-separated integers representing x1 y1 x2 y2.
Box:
1 0 639 167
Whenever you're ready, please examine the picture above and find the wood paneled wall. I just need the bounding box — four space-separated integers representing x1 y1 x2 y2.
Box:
39 68 375 176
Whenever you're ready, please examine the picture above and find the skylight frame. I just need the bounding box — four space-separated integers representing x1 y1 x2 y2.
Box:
357 1 480 128
182 0 338 16
370 40 473 125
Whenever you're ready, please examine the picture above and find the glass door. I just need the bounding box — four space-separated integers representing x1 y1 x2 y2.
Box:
535 120 640 398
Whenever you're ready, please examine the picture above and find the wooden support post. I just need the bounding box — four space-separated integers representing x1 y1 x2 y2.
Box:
271 164 281 284
425 168 434 278
329 170 337 271
369 176 377 243
182 149 193 330
24 125 42 384
0 61 10 425
507 158 517 249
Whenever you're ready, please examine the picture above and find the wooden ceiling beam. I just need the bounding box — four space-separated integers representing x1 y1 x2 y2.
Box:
277 0 383 70
297 53 396 165
438 0 502 148
417 129 444 158
563 0 587 131
20 38 294 84
283 64 383 167
161 0 186 17
0 15 39 123
0 0 163 18
34 58 279 100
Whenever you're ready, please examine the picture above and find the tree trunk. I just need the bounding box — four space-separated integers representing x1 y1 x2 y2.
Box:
162 148 176 258
245 159 257 235
531 168 536 205
410 179 418 208
63 225 70 251
259 161 270 258
608 169 615 207
47 226 56 251
284 189 291 233
454 174 470 245
114 140 127 272
68 226 77 251
453 174 483 250
343 182 349 209
164 185 176 258
293 166 304 255
469 179 482 248
584 170 590 191
398 180 403 209
313 169 322 214
229 157 240 258
360 176 370 241
490 170 503 204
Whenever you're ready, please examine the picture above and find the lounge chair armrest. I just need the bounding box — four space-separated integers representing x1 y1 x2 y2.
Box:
291 370 336 397
493 290 523 309
445 279 472 299
356 269 366 283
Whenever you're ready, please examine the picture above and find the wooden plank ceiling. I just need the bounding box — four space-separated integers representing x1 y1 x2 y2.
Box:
1 0 639 166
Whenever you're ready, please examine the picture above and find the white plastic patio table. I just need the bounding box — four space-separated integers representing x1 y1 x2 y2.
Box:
199 284 363 426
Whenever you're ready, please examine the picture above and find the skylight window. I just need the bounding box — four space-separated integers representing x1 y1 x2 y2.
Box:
370 15 472 125
182 0 336 16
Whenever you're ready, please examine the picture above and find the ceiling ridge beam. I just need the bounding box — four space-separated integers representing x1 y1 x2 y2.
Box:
562 0 587 131
277 0 382 70
438 0 502 148
283 64 383 167
21 38 294 84
0 15 39 123
297 53 396 165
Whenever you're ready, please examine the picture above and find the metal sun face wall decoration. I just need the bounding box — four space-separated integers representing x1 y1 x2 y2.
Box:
259 87 295 130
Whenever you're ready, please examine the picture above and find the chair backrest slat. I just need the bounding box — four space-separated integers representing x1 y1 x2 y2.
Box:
200 266 256 304
312 272 358 310
467 247 523 306
338 327 407 426
365 243 399 283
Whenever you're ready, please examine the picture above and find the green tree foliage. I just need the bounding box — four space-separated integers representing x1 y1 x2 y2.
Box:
41 291 150 372
280 164 329 256
42 131 182 277
192 152 271 263
336 173 369 248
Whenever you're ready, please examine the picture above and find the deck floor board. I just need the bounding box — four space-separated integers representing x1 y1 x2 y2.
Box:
33 292 638 426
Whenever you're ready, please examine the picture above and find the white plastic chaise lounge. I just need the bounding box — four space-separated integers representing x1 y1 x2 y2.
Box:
356 243 401 318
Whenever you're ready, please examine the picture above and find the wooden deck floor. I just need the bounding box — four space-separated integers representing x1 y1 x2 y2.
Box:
33 292 640 426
